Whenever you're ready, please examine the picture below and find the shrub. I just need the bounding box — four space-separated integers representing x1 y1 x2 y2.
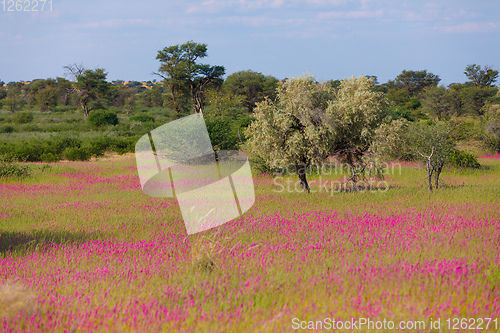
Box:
0 155 30 178
88 110 119 127
14 112 33 124
205 118 239 152
54 105 78 113
40 152 60 163
448 149 481 168
64 147 91 161
12 141 43 162
130 114 155 123
111 137 137 155
0 125 14 134
87 136 112 157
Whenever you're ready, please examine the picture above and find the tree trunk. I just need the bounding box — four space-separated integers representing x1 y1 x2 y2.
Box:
434 161 444 189
81 102 89 117
426 159 433 191
295 163 310 193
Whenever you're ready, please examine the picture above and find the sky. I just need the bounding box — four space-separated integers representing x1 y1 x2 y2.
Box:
1 0 499 86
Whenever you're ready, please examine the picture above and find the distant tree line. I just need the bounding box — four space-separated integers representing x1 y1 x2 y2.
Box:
0 41 499 174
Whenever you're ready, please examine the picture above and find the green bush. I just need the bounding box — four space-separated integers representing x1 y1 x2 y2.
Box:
111 137 137 155
40 152 60 163
12 141 44 162
14 112 34 124
0 125 14 134
87 136 112 157
448 149 481 168
0 155 30 179
130 114 155 123
64 147 91 161
205 118 239 152
88 110 119 127
54 105 78 113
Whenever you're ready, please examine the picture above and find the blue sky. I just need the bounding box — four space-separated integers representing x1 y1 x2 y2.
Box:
1 0 499 86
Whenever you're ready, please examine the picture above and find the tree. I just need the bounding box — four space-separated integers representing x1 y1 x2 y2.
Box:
64 64 111 117
27 79 58 112
136 84 164 108
369 118 411 161
205 118 239 161
325 76 390 182
245 75 334 192
204 87 245 120
155 41 225 115
409 123 455 191
4 87 25 112
464 64 499 87
393 70 441 97
446 83 497 116
461 86 498 116
421 86 450 120
483 105 500 152
222 70 279 112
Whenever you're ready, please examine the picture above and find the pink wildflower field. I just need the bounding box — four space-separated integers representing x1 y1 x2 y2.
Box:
1 154 499 332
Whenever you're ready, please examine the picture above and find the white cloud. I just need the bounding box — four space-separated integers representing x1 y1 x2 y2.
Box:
187 0 346 14
210 15 304 27
76 19 152 29
306 0 346 5
318 9 383 19
436 22 498 33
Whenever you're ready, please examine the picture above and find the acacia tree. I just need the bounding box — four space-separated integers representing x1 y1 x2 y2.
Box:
464 64 499 87
245 75 334 192
155 41 225 115
325 76 390 182
64 64 111 117
392 69 441 97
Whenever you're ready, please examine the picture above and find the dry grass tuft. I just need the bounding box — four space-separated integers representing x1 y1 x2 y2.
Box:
0 281 36 320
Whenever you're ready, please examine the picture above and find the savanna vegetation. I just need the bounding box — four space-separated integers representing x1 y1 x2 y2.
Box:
1 41 500 332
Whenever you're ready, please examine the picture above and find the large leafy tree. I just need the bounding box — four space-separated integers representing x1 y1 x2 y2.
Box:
325 76 390 181
464 64 499 87
222 70 279 112
64 64 111 117
245 75 334 192
155 41 225 115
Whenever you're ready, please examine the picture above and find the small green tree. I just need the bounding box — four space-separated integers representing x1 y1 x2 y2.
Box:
369 118 411 161
483 105 500 152
421 86 450 120
204 87 245 119
409 123 455 191
205 118 239 161
4 87 25 113
245 75 334 192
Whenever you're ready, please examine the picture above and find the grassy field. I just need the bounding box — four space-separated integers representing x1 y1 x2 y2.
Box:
1 153 499 332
